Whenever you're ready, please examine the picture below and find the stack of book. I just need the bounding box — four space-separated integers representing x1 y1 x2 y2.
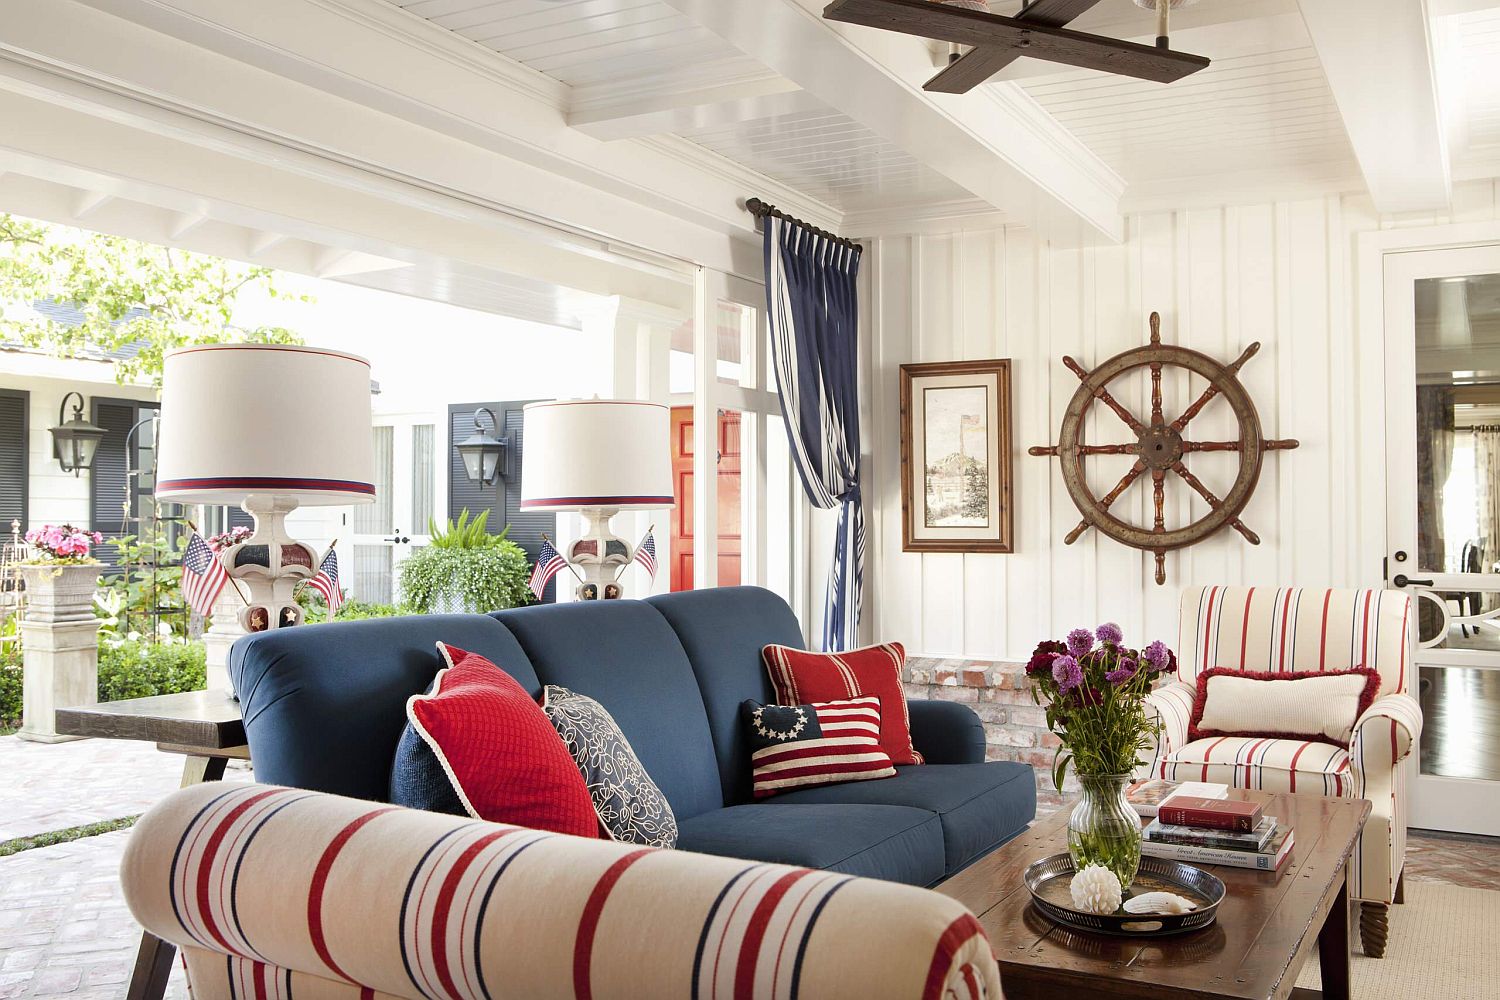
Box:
1140 795 1294 871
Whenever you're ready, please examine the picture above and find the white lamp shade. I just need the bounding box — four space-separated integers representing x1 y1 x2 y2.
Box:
155 344 375 505
520 399 674 511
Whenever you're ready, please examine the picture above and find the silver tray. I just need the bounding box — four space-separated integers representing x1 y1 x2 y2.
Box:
1023 854 1225 937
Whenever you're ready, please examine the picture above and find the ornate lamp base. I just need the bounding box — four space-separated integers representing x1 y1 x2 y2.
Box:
566 508 636 600
217 494 318 632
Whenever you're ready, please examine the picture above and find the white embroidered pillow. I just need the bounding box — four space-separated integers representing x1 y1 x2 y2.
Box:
1189 668 1381 747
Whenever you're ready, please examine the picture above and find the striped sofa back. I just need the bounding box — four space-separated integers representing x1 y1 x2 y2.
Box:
1176 586 1413 696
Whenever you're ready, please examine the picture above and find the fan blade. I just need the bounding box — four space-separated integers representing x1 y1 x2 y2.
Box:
924 0 1103 94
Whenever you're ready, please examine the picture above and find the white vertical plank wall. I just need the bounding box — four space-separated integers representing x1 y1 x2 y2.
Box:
864 182 1500 659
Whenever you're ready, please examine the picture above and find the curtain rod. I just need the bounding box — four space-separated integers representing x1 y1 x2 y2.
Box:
744 198 862 254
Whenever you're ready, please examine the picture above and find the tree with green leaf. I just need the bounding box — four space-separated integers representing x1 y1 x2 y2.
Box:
0 213 308 385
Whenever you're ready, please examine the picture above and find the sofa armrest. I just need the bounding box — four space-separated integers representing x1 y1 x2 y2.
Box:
908 698 987 765
1137 680 1197 779
1350 692 1424 770
123 784 1000 1000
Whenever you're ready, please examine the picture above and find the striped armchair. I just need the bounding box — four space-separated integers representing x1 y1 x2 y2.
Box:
121 783 1001 999
1140 586 1422 958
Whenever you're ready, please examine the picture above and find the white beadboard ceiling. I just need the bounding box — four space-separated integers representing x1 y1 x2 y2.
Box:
387 0 1500 221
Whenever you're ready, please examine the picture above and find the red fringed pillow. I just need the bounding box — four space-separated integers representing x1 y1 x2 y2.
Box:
397 642 599 838
1189 667 1381 747
761 642 923 765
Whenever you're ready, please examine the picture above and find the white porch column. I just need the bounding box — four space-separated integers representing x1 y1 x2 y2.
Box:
202 588 247 698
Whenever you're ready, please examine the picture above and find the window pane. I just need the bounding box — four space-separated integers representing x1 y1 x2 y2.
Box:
411 424 435 533
353 544 392 605
766 413 793 604
716 301 754 387
356 426 393 534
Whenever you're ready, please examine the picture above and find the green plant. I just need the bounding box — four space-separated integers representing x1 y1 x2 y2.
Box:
427 509 509 549
297 591 403 624
0 617 21 733
101 531 187 639
399 541 531 614
0 213 308 385
97 639 206 702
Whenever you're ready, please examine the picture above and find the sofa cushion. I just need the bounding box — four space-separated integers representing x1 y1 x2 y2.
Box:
391 645 598 837
231 614 538 801
676 804 946 886
763 642 922 765
743 696 896 799
646 587 805 806
542 684 678 847
765 762 1036 873
491 601 722 821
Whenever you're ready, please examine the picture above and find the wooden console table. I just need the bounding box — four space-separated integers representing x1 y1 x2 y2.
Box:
55 690 247 1000
936 789 1371 1000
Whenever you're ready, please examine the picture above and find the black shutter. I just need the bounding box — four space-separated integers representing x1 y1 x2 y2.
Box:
0 390 26 533
226 505 254 530
448 401 556 602
90 400 136 572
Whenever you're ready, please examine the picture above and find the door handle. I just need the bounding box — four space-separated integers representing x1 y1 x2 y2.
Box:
1392 574 1433 588
383 532 410 544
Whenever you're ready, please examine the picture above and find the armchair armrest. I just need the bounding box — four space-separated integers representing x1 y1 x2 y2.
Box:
908 698 987 764
1138 680 1197 779
122 784 1000 1000
1350 692 1424 769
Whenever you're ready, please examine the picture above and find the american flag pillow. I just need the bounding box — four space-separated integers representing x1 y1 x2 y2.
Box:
742 696 897 799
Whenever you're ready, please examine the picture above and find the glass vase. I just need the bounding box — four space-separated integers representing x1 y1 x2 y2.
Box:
1066 772 1143 888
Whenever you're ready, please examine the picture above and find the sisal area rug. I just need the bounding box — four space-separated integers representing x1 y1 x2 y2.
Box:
1293 879 1500 998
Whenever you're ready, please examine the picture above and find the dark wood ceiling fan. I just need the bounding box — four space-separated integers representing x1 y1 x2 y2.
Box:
823 0 1210 92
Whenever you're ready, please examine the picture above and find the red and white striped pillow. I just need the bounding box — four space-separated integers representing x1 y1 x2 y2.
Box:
741 695 897 799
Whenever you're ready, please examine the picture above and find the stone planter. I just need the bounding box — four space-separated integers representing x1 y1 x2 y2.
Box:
18 563 101 743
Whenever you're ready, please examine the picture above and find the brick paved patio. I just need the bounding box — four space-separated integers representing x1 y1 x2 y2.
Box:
0 735 250 999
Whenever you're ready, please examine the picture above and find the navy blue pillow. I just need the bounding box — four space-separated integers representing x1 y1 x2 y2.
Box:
389 715 467 815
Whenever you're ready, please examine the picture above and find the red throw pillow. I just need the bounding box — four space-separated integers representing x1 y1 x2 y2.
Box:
761 642 923 765
406 643 598 837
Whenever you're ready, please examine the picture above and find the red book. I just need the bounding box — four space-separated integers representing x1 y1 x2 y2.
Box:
1158 796 1264 832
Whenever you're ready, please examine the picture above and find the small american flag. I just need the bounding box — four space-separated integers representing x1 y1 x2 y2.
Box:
306 547 344 614
633 529 657 579
529 539 566 601
181 532 229 617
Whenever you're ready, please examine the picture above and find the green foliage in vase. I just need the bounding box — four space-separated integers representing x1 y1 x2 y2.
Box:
0 213 309 385
1024 625 1176 789
398 512 531 615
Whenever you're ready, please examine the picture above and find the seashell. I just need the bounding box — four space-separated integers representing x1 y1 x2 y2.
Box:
1069 864 1123 915
1123 891 1196 915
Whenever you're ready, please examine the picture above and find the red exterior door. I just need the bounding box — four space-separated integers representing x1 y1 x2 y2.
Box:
670 406 741 591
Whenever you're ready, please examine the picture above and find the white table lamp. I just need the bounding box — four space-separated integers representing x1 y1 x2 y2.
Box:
155 344 374 631
520 399 673 599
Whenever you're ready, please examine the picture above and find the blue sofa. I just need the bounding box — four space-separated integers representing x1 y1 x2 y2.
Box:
228 586 1036 886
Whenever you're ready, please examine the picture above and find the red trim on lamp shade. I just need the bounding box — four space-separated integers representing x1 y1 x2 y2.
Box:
1188 666 1381 747
157 476 376 495
519 495 674 509
167 344 371 367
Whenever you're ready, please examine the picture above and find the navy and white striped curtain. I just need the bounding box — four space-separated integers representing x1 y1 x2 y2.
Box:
763 216 863 651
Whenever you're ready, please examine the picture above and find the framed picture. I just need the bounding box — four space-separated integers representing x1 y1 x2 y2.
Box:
899 359 1013 553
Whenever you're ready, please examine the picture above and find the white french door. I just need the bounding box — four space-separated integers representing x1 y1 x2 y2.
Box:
1384 242 1500 835
349 416 441 607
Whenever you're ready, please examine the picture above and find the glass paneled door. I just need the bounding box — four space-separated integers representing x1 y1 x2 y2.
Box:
349 418 440 607
1385 243 1500 835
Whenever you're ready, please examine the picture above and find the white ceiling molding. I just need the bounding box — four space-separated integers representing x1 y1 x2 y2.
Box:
658 0 1126 245
1297 0 1452 213
56 0 835 272
842 196 1008 238
569 77 824 142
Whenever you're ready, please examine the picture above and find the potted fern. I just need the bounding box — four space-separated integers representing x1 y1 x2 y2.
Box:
397 510 532 614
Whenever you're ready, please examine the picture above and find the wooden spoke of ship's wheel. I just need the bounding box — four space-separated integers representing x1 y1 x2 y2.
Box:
1064 460 1145 544
1182 439 1299 453
1152 468 1168 585
1149 312 1165 425
1169 343 1260 433
1064 356 1145 434
1170 461 1261 544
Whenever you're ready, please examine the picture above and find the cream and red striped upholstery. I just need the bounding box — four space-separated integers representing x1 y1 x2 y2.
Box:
121 783 1000 1000
1140 586 1422 908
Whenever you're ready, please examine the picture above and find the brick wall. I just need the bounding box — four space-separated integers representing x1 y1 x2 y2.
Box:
904 655 1075 812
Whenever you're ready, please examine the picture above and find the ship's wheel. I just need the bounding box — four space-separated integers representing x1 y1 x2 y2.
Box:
1029 312 1298 585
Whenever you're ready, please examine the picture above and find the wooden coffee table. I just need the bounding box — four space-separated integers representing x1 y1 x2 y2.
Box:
937 789 1371 1000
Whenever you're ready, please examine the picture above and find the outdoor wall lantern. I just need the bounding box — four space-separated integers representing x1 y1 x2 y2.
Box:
50 391 106 476
455 407 511 486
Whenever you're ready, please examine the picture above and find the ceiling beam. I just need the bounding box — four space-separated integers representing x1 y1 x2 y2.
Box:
568 75 823 141
660 0 1125 243
1297 0 1450 213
